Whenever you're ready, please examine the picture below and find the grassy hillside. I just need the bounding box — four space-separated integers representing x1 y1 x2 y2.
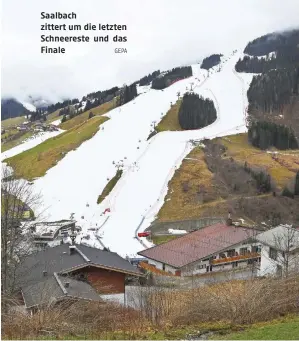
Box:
219 134 299 189
1 112 60 152
97 169 123 204
157 133 299 225
5 116 109 180
158 147 213 221
46 109 61 123
1 131 34 152
155 99 182 132
1 116 26 129
59 99 116 130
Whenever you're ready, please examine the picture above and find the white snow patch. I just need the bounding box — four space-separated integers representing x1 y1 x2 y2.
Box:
21 102 36 112
244 51 276 60
168 228 187 235
51 118 62 126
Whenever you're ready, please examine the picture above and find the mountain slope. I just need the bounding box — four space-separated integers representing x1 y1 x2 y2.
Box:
14 50 254 257
1 99 32 121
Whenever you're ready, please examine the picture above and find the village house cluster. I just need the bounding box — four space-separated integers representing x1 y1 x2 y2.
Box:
12 215 298 315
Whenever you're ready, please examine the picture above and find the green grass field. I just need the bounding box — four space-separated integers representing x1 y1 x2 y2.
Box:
215 315 299 340
5 116 109 180
1 116 26 129
151 235 178 245
46 109 61 123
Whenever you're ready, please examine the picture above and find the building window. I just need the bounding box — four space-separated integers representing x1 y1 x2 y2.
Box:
240 247 248 255
197 264 204 270
252 246 261 253
269 247 278 261
162 263 166 271
232 262 238 268
227 249 236 257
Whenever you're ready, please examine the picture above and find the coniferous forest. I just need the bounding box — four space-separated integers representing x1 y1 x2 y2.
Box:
247 67 299 113
178 93 217 130
200 54 223 70
244 30 299 56
86 86 119 103
117 83 138 106
151 66 192 90
47 98 79 114
241 29 299 150
235 29 299 73
248 121 298 150
138 70 160 86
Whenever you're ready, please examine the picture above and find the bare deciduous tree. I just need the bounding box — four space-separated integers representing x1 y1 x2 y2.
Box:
1 166 41 302
270 226 299 277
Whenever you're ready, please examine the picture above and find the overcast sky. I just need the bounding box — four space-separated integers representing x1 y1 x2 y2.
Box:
2 0 299 104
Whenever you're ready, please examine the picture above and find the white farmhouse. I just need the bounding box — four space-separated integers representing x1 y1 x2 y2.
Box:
138 223 262 276
256 225 299 277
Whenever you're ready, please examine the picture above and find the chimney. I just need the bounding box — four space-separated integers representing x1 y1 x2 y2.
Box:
226 212 233 226
64 282 70 288
43 270 47 276
69 245 76 255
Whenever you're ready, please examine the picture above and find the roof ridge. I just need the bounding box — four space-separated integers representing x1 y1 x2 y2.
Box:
75 246 91 262
53 272 67 295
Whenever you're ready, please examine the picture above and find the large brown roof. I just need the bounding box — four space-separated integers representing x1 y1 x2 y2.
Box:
138 223 256 268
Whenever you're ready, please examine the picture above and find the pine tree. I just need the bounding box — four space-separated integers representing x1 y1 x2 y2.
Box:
178 93 217 130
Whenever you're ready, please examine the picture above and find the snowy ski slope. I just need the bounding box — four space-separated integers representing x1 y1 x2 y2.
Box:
2 50 255 257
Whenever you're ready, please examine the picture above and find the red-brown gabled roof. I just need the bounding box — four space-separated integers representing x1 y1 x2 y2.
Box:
138 223 256 268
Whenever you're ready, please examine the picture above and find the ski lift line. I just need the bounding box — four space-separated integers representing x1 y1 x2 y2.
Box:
98 216 110 230
95 234 107 249
102 132 160 212
232 69 249 125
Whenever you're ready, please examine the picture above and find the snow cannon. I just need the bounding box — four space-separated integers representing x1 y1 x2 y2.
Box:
137 232 150 238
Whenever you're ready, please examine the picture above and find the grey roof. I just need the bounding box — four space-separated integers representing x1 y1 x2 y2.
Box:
256 225 299 252
22 273 101 308
16 243 143 289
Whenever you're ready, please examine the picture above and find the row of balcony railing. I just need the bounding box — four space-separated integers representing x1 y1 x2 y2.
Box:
211 252 261 265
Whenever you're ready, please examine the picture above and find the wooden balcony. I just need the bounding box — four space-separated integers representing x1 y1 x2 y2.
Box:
211 252 261 265
139 261 176 276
